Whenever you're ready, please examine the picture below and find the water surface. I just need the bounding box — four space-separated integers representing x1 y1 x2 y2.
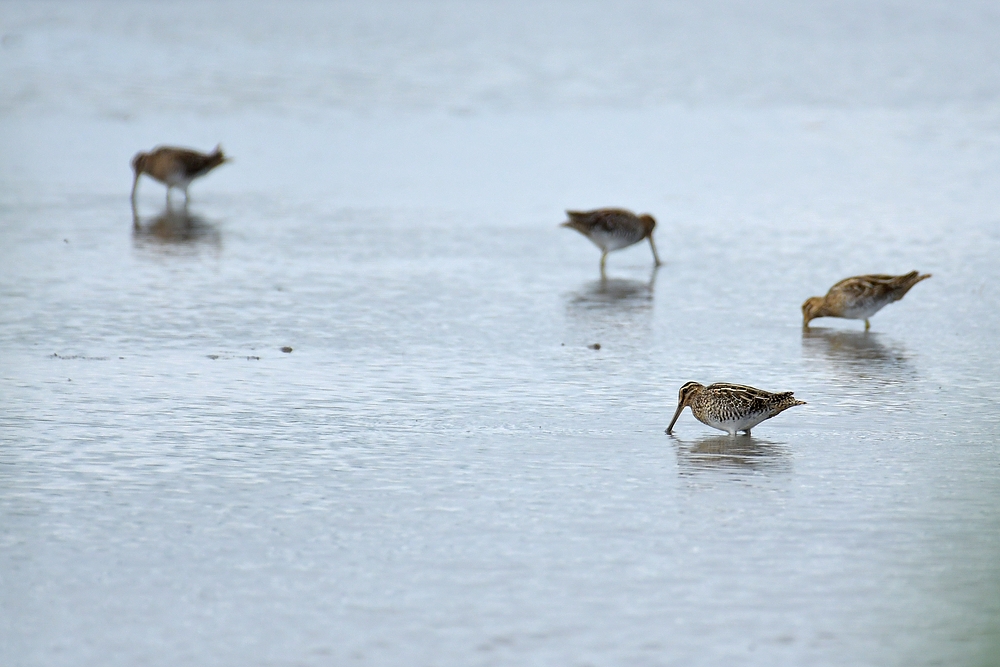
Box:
2 2 1000 665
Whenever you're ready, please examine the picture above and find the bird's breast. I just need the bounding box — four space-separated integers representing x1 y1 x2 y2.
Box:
839 298 889 320
589 228 643 252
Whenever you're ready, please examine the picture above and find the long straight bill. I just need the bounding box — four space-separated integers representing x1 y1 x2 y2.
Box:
648 236 661 266
666 402 685 434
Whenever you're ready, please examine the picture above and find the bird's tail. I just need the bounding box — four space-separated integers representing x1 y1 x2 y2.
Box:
211 144 230 164
893 271 931 299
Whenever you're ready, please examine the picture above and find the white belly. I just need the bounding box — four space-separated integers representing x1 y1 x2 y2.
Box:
701 412 769 436
840 301 888 320
164 173 193 188
589 229 641 252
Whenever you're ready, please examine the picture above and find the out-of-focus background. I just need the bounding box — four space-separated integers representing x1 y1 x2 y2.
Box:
2 1 999 665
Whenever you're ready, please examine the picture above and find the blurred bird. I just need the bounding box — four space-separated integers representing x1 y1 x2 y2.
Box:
802 271 931 330
561 208 661 275
131 145 229 208
666 382 805 437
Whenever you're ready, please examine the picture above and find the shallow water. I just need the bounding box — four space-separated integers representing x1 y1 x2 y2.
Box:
2 2 1000 665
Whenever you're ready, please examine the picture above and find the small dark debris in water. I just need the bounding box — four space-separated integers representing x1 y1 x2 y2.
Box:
207 355 219 360
68 378 71 382
63 239 69 244
281 346 293 353
51 352 108 360
561 343 565 346
119 357 124 360
588 343 601 350
247 356 260 360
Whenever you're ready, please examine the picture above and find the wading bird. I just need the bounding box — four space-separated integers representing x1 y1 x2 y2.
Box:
131 145 229 208
802 271 931 330
666 382 805 437
561 208 661 275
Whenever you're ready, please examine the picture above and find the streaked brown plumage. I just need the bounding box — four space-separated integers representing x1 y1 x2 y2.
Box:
561 208 661 275
802 271 931 330
131 145 229 207
666 382 805 437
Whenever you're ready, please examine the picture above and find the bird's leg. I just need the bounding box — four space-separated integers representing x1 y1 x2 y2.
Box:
130 173 140 212
744 429 751 436
166 186 173 209
646 265 659 289
864 319 871 331
599 252 608 278
648 236 662 267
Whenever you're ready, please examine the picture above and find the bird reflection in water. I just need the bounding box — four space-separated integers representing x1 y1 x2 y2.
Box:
801 327 914 384
671 434 792 475
132 207 221 253
567 268 659 311
565 270 659 346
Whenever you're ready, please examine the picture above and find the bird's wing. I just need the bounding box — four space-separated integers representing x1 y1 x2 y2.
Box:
176 151 221 177
591 209 641 234
828 274 905 300
706 383 779 414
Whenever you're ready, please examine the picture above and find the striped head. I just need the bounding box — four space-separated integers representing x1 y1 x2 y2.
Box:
638 214 656 237
666 381 704 434
131 151 150 176
801 296 825 327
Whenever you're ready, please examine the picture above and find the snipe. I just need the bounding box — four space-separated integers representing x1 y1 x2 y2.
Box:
131 145 229 208
666 382 805 436
802 271 931 330
561 208 661 275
